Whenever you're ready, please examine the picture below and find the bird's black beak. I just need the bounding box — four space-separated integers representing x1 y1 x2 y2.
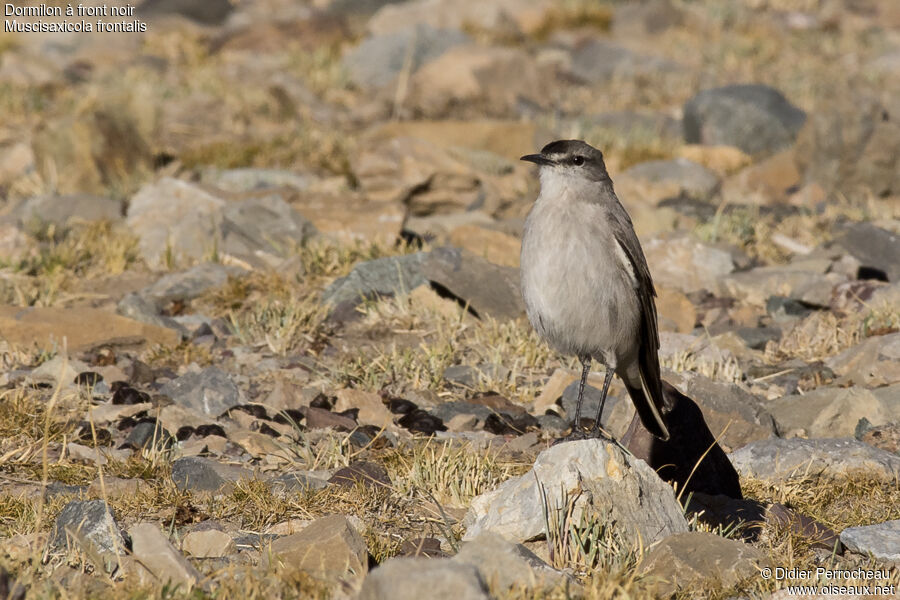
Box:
520 154 553 166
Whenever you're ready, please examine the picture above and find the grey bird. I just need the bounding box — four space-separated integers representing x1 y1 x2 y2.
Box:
520 140 670 441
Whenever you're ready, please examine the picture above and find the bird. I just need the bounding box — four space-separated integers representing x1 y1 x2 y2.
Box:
519 139 670 441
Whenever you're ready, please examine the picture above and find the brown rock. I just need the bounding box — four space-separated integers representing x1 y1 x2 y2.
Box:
303 406 357 431
722 149 801 203
290 191 404 245
641 531 767 594
643 235 735 295
0 306 179 352
765 503 841 551
532 368 576 416
676 144 751 176
448 225 521 268
129 523 201 590
353 136 525 218
329 462 391 489
87 477 148 498
405 46 541 118
366 120 542 162
334 389 394 429
228 429 287 460
655 286 697 333
263 515 368 583
182 529 236 558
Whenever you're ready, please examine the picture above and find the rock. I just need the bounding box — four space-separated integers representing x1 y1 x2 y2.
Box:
0 306 179 352
463 439 689 544
447 225 521 268
729 437 900 481
766 386 897 439
51 500 125 556
219 194 318 269
794 95 900 197
122 421 174 451
357 557 488 600
87 476 148 498
663 371 777 452
170 457 252 494
532 368 577 416
323 253 427 310
334 389 394 429
128 523 201 590
836 223 900 283
826 334 900 387
303 406 358 431
268 471 330 495
182 529 236 558
683 85 806 157
451 532 571 593
397 537 446 558
200 167 316 193
159 367 242 417
623 382 743 499
329 461 391 489
722 264 843 307
655 287 697 333
27 354 89 388
366 0 553 37
140 263 238 307
722 150 802 203
263 515 368 582
642 236 735 295
859 422 900 455
366 120 541 162
611 0 683 35
345 24 468 88
765 503 842 551
405 45 540 118
116 293 188 336
422 246 525 320
567 39 681 84
15 194 123 227
676 145 752 176
641 532 767 595
126 178 225 270
617 158 720 204
290 191 405 245
353 136 524 217
840 520 900 561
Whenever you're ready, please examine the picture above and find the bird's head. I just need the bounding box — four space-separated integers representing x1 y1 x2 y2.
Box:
520 140 610 186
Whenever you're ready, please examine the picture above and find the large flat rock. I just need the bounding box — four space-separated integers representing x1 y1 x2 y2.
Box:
0 305 179 351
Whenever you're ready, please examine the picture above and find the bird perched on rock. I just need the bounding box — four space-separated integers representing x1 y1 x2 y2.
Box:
520 140 670 441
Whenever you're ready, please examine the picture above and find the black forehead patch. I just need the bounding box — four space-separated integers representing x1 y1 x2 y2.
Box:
539 139 602 158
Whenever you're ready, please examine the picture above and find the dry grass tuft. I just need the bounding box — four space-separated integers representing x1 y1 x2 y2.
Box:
1 221 141 307
767 301 900 363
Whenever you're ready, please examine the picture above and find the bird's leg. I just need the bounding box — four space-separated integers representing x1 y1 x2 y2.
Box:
571 355 591 433
590 366 615 439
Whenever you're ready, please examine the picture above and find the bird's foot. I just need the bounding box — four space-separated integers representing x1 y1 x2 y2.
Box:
551 427 590 446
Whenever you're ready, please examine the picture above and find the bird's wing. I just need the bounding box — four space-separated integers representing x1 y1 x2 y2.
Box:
609 203 671 440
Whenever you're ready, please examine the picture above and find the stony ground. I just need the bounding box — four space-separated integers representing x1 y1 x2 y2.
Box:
0 0 899 598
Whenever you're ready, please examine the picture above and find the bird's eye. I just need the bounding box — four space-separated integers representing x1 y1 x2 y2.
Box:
572 156 585 166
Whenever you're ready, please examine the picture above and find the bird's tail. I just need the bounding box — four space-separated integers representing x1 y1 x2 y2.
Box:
624 373 670 441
